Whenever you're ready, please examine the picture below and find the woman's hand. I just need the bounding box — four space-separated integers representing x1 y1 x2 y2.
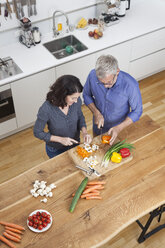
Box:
83 133 92 144
50 135 78 146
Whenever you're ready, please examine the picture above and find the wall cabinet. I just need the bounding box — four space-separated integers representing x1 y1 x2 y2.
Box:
11 68 55 128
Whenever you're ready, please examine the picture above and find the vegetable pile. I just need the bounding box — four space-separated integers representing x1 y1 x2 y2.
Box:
69 178 106 213
27 211 51 230
101 139 135 167
0 221 25 248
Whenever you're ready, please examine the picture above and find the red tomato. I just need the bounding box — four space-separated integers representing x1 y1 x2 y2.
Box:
32 214 37 219
41 212 47 218
41 217 46 222
46 214 51 219
38 220 42 225
29 221 33 227
36 211 41 216
28 216 33 221
46 219 51 224
33 224 38 229
42 222 47 228
38 225 43 230
33 218 39 224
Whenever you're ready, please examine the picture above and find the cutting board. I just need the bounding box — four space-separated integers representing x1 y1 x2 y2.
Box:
68 135 133 179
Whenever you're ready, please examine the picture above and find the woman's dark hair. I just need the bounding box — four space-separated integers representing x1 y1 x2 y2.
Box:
47 75 83 108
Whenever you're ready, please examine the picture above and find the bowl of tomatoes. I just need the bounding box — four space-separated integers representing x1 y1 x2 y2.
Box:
27 209 52 233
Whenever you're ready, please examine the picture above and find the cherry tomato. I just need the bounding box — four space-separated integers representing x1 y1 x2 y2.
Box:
46 214 51 219
41 217 46 222
42 222 47 228
29 221 33 227
28 216 33 221
32 214 37 219
33 218 39 224
36 211 41 216
33 223 38 229
38 225 43 230
41 212 47 218
46 219 51 224
38 220 42 225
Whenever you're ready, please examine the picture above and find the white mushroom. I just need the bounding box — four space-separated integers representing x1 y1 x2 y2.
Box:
40 198 47 203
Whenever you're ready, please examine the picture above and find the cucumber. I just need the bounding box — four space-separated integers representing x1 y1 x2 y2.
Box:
69 177 88 213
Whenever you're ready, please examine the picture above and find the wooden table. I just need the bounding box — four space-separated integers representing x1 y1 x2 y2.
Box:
0 115 165 248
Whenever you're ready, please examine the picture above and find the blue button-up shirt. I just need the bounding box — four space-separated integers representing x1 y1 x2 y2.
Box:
83 69 143 135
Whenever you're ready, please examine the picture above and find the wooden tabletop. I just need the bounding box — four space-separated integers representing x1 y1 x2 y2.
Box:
0 115 165 248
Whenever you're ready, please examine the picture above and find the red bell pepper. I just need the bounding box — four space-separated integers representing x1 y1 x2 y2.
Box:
120 148 130 158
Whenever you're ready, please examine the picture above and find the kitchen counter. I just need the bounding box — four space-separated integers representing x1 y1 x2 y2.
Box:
0 115 165 247
0 0 165 86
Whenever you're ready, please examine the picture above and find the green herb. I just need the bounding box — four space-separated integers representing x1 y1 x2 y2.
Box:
101 139 135 167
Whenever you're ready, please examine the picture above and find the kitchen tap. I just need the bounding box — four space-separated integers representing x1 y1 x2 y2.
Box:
52 10 70 37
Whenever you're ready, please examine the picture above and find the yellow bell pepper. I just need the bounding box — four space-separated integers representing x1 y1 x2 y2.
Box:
111 152 122 163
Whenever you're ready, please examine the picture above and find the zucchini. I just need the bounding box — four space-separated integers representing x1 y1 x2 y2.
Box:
69 177 88 213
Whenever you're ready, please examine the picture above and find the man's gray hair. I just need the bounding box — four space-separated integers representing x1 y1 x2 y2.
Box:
95 55 119 79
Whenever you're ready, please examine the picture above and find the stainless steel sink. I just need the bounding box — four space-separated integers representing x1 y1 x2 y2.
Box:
0 57 23 80
43 35 88 59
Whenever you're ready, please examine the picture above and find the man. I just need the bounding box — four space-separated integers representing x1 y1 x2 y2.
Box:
83 55 143 145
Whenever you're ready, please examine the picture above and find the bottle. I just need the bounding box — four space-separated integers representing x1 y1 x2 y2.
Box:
32 27 41 44
116 0 126 17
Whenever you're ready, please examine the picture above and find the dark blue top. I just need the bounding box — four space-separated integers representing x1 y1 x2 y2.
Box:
83 69 143 135
33 97 86 149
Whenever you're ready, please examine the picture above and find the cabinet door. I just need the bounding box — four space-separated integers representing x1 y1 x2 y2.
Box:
11 68 55 128
55 53 96 86
95 41 131 72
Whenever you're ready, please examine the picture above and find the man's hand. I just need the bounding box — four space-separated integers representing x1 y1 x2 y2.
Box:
94 112 104 129
108 126 121 145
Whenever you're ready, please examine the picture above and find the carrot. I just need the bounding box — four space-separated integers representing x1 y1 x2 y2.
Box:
3 232 20 243
86 196 102 200
5 230 21 240
82 185 103 194
87 181 106 185
5 226 23 234
0 221 25 231
0 235 16 248
81 192 100 198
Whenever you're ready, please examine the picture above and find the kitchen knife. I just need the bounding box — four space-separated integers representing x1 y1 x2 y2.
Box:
88 165 101 177
75 165 92 176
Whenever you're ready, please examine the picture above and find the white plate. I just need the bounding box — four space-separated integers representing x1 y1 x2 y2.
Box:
27 209 52 233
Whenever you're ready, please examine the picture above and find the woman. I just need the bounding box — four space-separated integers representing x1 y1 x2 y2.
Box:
34 75 92 158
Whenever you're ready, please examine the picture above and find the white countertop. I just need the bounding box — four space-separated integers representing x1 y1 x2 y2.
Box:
0 0 165 86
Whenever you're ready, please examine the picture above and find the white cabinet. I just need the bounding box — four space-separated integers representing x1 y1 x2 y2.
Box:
95 41 132 72
129 28 165 80
11 68 55 128
55 53 96 86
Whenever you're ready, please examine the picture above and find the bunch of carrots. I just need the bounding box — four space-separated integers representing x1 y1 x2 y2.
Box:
0 221 25 248
72 180 106 200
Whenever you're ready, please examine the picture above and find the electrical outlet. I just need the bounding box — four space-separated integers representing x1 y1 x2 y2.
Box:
14 30 20 38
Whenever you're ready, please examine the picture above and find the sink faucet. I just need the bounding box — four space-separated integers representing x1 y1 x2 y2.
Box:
52 10 69 37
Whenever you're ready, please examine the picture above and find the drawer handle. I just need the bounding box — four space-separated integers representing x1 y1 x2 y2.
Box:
0 100 9 107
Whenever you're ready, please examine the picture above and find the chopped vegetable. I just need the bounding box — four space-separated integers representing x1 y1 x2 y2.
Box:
76 146 91 158
111 152 122 163
69 177 88 212
101 139 135 167
0 235 16 248
101 135 111 144
87 181 106 185
0 221 25 231
82 184 103 194
86 196 102 200
120 148 131 158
